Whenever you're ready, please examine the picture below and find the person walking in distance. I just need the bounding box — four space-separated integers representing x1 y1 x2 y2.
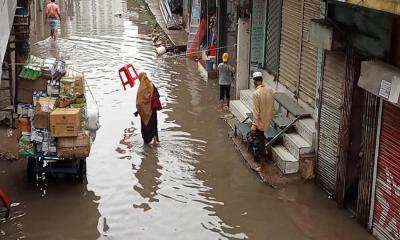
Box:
251 72 275 171
218 53 235 109
46 0 61 40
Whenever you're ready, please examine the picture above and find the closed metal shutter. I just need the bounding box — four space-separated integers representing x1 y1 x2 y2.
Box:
298 0 320 106
373 102 400 240
317 51 345 194
278 0 301 93
357 91 380 226
265 0 282 77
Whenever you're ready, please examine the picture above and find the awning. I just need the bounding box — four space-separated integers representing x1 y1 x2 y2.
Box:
358 61 400 107
346 0 400 15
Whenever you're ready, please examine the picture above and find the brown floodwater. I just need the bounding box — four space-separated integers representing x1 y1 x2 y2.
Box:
0 0 376 239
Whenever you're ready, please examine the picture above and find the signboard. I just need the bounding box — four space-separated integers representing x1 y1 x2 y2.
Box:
379 80 391 99
191 0 201 26
250 0 267 68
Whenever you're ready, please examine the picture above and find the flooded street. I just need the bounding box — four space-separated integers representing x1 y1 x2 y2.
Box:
0 0 375 239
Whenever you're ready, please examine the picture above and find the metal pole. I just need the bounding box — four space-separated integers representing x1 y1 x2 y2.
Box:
206 0 209 50
368 98 383 230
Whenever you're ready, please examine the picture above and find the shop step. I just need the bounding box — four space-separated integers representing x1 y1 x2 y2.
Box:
282 133 313 160
271 145 299 174
295 118 316 147
240 89 253 110
230 100 250 123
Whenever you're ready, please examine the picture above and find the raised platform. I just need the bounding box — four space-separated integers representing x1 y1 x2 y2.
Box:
230 89 317 177
145 0 188 49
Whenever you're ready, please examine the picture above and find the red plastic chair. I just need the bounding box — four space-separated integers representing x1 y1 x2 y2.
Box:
119 64 139 90
0 189 10 218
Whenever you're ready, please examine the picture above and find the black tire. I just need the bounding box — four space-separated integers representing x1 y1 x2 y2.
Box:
27 157 36 182
77 159 86 183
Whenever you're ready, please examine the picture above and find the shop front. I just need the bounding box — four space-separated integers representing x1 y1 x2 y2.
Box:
310 1 394 229
358 60 400 240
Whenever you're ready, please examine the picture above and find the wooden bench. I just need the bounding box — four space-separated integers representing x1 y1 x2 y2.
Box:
247 112 292 130
272 115 292 129
234 122 251 142
235 121 279 143
274 92 311 118
264 127 279 141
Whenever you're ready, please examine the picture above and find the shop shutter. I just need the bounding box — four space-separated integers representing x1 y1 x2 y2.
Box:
373 102 400 240
357 91 380 226
317 51 345 194
278 0 301 93
265 0 282 77
298 0 320 106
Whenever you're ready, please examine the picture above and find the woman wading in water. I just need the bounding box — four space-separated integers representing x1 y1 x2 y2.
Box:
135 72 160 145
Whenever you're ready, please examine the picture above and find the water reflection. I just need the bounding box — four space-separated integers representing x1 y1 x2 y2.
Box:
133 146 162 209
63 0 75 21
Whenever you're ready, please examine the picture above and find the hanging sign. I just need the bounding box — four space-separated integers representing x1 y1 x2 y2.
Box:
250 0 267 68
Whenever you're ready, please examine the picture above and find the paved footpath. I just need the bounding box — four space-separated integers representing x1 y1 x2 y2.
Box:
144 0 188 48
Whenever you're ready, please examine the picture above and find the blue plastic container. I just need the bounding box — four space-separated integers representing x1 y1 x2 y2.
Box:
206 59 213 71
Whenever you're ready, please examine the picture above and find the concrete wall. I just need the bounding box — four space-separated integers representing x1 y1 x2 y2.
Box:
330 4 392 58
347 0 400 15
235 18 250 99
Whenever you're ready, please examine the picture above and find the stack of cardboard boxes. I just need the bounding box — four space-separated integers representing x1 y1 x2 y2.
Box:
17 55 91 159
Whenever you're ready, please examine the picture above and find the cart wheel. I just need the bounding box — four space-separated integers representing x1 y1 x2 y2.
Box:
27 157 36 182
77 159 86 183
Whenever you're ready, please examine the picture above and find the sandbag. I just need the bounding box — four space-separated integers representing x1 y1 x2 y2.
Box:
86 90 100 131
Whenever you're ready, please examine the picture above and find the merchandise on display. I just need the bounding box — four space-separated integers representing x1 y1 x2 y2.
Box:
16 55 94 159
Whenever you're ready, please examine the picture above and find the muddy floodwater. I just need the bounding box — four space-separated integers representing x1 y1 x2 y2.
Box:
0 0 375 239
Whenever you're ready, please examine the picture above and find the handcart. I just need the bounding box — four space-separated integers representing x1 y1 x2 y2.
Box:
26 155 86 183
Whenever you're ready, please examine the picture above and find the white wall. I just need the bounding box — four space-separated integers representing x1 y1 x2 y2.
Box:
235 18 250 99
0 0 17 82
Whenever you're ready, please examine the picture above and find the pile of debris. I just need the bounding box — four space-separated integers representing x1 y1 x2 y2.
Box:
0 152 17 162
151 27 174 56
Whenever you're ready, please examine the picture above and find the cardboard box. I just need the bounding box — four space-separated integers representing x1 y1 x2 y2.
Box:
47 80 60 96
65 67 85 96
73 96 86 104
34 97 58 129
57 131 90 158
75 76 85 97
18 117 31 134
58 96 76 108
17 103 33 117
17 88 34 104
50 108 80 137
31 128 44 142
17 77 48 104
60 77 75 97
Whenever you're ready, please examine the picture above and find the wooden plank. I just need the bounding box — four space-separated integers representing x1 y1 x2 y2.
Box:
274 92 311 117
